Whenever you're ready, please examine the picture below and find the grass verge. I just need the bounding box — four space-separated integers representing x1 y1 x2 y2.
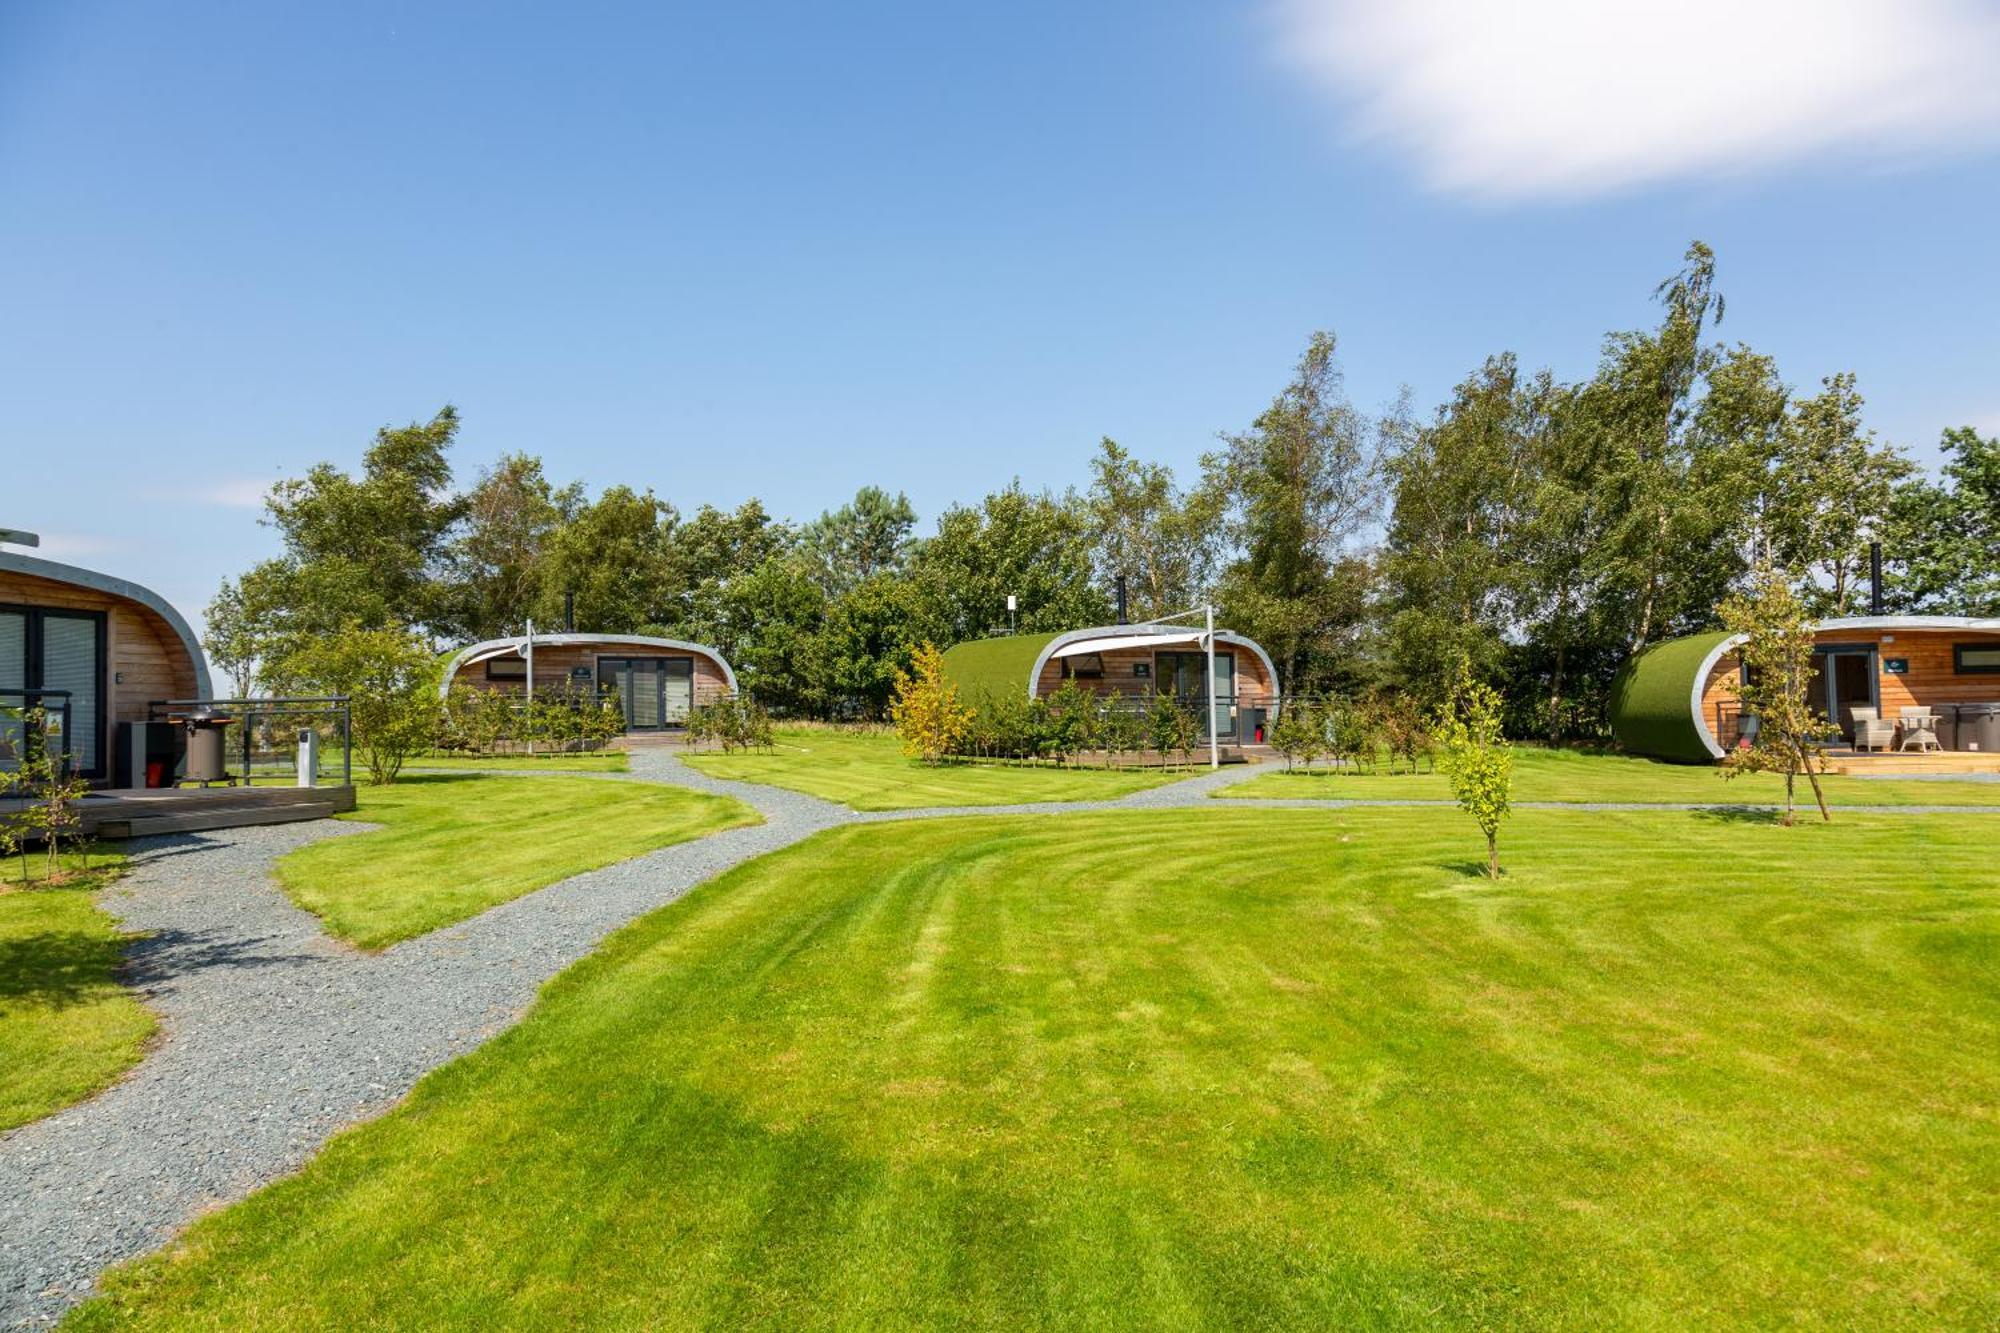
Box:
0 847 154 1133
402 751 630 772
1224 745 2000 806
682 727 1192 810
276 774 758 949
75 807 2000 1327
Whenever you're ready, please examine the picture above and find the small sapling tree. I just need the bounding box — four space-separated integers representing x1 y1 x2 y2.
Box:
9 709 93 882
1098 698 1142 770
1719 564 1833 825
287 623 442 785
891 642 971 765
1269 700 1327 773
1433 661 1514 880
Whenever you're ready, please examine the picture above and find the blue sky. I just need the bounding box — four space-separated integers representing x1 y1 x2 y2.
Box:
5 0 1998 632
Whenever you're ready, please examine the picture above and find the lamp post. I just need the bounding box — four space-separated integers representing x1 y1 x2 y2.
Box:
520 619 535 757
1204 603 1219 771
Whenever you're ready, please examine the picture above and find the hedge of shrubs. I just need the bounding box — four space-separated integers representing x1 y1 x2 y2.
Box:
683 696 776 753
433 684 627 755
1265 693 1435 774
948 681 1215 769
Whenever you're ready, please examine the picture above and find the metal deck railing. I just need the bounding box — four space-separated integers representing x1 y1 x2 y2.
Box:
147 697 354 788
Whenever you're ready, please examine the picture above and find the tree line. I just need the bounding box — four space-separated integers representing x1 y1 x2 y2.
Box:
208 241 1999 733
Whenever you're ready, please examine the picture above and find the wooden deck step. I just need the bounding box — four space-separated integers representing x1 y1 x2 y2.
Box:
99 800 345 840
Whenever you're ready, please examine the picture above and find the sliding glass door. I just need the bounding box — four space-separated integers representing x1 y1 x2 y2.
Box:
0 605 105 776
0 610 25 775
598 657 695 730
1155 650 1236 739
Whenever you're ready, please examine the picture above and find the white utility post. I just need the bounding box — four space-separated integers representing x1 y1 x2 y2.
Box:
1204 603 1219 770
521 619 536 757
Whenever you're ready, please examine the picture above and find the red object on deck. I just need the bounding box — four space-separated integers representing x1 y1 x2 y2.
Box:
145 760 166 788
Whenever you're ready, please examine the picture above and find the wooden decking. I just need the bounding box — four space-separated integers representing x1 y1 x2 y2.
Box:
1822 749 2000 777
0 784 357 840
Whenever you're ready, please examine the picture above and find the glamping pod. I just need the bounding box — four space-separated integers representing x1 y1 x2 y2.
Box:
1 541 212 781
439 633 736 732
940 622 1281 744
1612 616 2000 762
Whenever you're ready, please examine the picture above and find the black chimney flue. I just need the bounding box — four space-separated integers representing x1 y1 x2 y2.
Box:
1869 541 1884 616
1114 575 1129 625
564 589 576 633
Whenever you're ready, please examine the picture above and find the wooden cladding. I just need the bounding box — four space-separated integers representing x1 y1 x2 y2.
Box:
452 641 731 706
0 569 200 726
1032 644 1276 704
1700 628 2000 740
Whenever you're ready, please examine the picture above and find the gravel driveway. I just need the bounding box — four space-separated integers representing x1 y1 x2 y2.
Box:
3 752 1994 1325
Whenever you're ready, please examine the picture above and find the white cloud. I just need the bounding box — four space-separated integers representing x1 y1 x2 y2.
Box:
153 477 274 510
1272 0 2000 199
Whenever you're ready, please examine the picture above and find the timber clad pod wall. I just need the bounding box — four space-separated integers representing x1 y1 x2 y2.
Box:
0 552 211 780
1612 616 2000 761
941 623 1282 741
438 633 735 731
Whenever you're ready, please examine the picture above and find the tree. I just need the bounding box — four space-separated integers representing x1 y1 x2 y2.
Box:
807 573 923 719
1146 692 1199 768
209 407 467 685
906 483 1110 643
445 453 582 639
1433 661 1513 880
1207 332 1384 694
1764 374 1914 614
798 486 917 597
662 500 793 629
286 624 442 785
1380 355 1542 704
202 578 266 697
7 708 94 882
891 642 971 764
1719 565 1832 826
539 486 679 633
688 555 828 718
1559 243 1757 655
1086 438 1223 620
261 405 465 631
1268 702 1323 772
1884 426 2000 615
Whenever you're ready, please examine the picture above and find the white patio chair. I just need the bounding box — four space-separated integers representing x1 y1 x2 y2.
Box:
1850 707 1896 753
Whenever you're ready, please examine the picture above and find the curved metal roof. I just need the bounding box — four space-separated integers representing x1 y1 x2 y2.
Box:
438 633 738 697
941 623 1282 706
0 550 213 698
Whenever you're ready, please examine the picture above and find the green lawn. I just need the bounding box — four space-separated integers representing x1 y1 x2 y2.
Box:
276 775 759 949
1225 745 2000 806
76 808 2000 1328
0 849 154 1134
403 751 630 772
682 727 1192 810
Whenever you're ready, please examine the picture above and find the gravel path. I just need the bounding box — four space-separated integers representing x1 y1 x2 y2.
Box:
0 752 842 1328
4 750 1996 1325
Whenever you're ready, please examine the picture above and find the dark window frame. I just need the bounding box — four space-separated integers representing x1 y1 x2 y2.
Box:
1953 643 2000 675
485 655 528 681
1061 652 1105 679
0 601 109 780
